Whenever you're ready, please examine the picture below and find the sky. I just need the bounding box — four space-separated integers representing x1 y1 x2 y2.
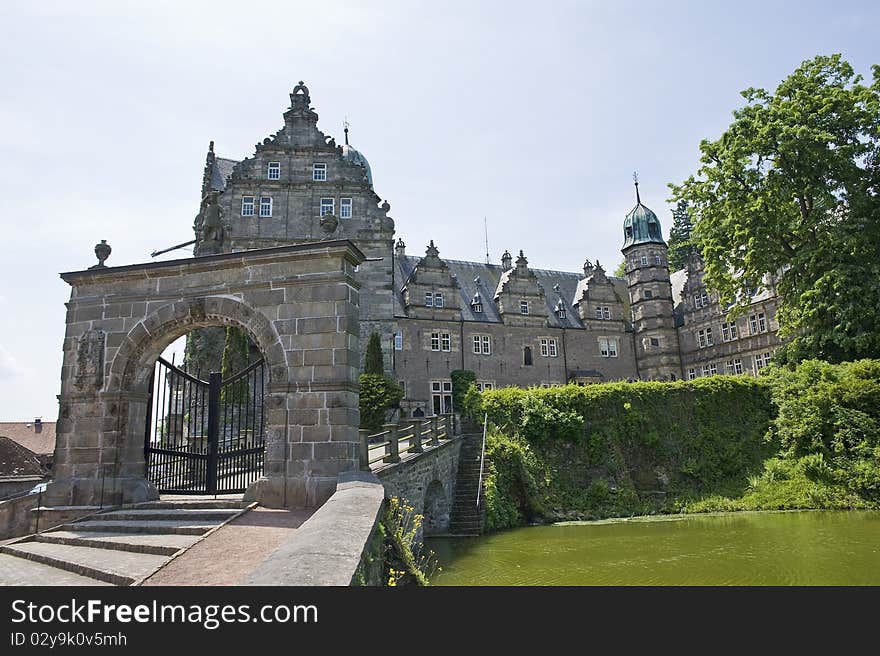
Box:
0 0 878 421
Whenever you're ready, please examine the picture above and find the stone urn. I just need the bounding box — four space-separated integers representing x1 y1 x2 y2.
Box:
90 240 111 268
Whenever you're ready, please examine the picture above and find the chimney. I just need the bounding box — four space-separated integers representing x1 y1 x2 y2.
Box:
34 417 42 433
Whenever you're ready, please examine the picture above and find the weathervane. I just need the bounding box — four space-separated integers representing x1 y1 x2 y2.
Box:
343 117 350 145
633 171 641 203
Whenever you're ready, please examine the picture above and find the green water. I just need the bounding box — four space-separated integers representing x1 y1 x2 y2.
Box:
427 511 880 585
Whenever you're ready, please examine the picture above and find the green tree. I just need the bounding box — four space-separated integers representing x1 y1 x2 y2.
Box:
364 332 384 375
220 326 249 403
667 200 695 271
670 54 880 363
613 259 626 277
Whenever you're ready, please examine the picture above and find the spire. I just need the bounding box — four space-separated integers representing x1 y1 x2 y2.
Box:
343 117 350 145
633 171 641 204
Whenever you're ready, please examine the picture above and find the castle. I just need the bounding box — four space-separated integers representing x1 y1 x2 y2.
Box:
191 82 783 417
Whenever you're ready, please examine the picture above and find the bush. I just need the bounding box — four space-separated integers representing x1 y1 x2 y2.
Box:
450 370 476 415
359 374 404 432
364 332 384 375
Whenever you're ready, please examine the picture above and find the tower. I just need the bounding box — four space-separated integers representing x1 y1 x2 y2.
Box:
621 177 682 381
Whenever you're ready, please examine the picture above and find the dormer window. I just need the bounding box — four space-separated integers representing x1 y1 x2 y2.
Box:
472 302 483 313
313 163 327 181
595 306 611 320
471 293 483 313
425 292 443 308
520 300 530 315
556 307 566 320
694 290 709 308
268 162 280 180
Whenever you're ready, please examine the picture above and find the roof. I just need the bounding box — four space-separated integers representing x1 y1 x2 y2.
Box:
0 436 46 476
394 255 629 327
211 157 239 192
0 421 56 455
342 144 372 187
622 200 666 250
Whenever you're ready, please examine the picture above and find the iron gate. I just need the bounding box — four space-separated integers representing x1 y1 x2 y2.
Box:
144 356 266 494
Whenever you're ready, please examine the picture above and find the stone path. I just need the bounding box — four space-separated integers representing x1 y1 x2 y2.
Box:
0 500 249 586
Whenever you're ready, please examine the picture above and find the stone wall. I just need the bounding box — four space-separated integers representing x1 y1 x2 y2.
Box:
375 436 462 535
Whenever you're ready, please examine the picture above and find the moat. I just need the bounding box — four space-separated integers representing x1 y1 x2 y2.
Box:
427 511 880 585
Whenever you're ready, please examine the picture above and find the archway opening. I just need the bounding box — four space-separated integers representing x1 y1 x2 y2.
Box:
423 480 449 535
143 326 267 495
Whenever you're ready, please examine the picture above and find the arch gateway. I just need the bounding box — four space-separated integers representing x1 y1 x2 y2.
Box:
48 240 365 509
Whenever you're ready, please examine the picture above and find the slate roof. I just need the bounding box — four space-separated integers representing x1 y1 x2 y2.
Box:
0 437 45 477
394 255 630 328
211 157 239 192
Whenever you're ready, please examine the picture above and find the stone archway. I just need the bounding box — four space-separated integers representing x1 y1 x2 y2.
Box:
422 479 449 535
48 241 365 509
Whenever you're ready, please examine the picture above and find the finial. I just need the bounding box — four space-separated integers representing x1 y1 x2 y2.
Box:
90 240 111 269
208 140 214 154
633 171 641 204
343 117 350 145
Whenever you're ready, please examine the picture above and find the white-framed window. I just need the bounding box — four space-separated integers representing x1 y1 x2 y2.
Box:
267 162 280 180
431 380 453 415
313 163 327 181
434 292 444 308
749 312 767 335
425 292 434 307
697 327 714 348
320 198 334 216
241 196 255 216
726 358 743 375
703 363 718 376
340 198 352 219
539 338 558 358
655 254 662 265
476 381 494 392
472 335 491 355
519 300 529 315
557 307 566 320
595 306 611 320
721 321 738 342
472 302 483 313
394 331 403 351
688 368 697 380
430 332 440 351
440 333 451 352
694 291 709 309
599 337 618 358
754 352 772 372
640 254 648 266
259 196 272 217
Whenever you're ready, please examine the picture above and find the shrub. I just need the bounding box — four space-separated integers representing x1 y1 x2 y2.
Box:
364 332 384 375
450 370 476 415
359 374 404 432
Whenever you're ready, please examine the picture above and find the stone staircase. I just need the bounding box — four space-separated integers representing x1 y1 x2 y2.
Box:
0 500 250 586
448 436 488 536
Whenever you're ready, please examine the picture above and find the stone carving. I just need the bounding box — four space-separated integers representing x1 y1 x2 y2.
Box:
290 81 310 106
90 240 111 269
74 329 105 391
319 213 339 236
197 192 225 255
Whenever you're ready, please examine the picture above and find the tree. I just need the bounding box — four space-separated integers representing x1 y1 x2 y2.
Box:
670 54 880 363
667 200 695 271
613 259 626 277
364 332 384 375
220 326 249 403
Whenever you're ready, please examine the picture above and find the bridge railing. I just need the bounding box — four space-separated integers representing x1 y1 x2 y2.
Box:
359 414 454 470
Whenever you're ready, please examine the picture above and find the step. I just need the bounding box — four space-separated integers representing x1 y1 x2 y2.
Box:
33 531 201 557
92 508 240 522
61 520 217 535
1 542 169 586
0 553 111 586
129 500 248 510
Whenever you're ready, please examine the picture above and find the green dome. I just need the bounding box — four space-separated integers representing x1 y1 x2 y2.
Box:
622 198 665 250
342 143 373 187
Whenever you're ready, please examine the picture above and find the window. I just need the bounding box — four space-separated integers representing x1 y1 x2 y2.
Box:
694 291 709 309
749 313 767 335
241 196 255 216
721 321 738 342
340 198 352 219
431 332 440 351
644 290 653 299
425 292 434 307
473 335 491 355
394 331 403 351
697 327 714 348
539 338 558 358
599 337 618 358
650 337 660 347
259 196 272 217
434 293 444 308
320 198 335 216
520 300 529 315
754 352 772 372
595 306 612 320
267 162 280 180
472 302 483 313
313 163 327 181
441 333 451 352
703 363 718 376
476 381 494 392
726 359 743 375
655 254 662 265
557 307 566 320
431 380 453 415
640 254 648 266
523 346 533 366
688 368 697 380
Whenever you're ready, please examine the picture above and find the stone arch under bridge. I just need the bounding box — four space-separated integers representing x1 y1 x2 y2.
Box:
48 241 365 509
